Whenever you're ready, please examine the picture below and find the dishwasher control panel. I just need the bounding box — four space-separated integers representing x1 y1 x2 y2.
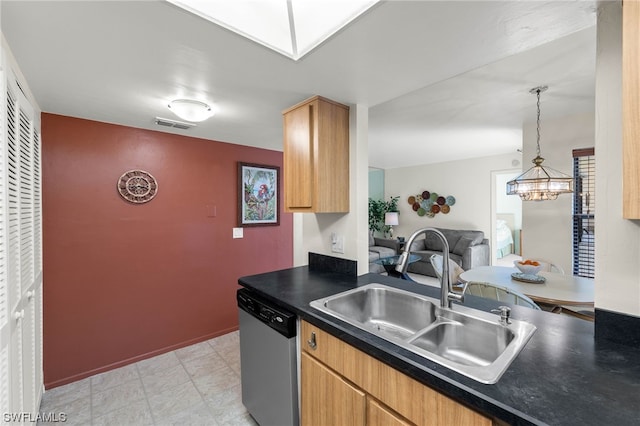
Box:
237 288 296 338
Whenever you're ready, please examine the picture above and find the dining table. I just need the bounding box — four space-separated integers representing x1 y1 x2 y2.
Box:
459 265 594 306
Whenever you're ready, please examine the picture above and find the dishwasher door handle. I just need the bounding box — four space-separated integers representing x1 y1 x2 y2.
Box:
307 331 317 350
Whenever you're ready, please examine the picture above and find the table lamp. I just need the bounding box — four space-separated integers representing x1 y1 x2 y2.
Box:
385 212 399 238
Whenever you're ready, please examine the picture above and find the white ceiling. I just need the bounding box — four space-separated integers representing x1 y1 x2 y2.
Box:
1 1 597 170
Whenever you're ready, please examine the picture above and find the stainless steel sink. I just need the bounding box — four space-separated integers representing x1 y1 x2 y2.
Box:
316 283 438 340
310 283 536 384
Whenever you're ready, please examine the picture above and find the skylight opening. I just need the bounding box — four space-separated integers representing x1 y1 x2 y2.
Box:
168 0 380 60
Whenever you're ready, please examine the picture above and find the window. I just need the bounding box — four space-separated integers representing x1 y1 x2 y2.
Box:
572 148 595 278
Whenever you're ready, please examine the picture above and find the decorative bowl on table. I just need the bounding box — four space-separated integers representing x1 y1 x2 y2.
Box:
514 260 543 275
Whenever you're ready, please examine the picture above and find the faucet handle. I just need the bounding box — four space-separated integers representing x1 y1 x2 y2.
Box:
491 306 512 325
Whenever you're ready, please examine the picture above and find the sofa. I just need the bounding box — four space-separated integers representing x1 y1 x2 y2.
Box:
405 228 490 277
369 235 401 273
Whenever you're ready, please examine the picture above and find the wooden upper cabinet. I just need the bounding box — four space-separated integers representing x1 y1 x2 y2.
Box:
283 96 350 213
623 0 640 218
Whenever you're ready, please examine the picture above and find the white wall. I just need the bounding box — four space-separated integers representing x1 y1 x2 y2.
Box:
385 153 520 242
594 0 640 316
521 112 594 274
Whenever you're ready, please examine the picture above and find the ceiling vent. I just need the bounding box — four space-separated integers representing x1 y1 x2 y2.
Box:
154 117 196 130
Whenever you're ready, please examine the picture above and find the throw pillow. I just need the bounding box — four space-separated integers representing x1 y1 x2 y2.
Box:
424 233 444 251
369 232 375 247
453 236 478 256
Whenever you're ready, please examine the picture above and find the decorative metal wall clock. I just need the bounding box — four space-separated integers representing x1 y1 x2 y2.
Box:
117 170 158 204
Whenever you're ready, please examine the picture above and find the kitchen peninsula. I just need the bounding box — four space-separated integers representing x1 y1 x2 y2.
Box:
238 262 639 426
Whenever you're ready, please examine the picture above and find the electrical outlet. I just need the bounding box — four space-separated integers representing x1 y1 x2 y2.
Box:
331 234 345 253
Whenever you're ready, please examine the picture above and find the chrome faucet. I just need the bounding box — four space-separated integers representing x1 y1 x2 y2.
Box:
395 227 464 309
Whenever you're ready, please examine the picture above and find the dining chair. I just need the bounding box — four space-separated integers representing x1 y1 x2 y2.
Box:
430 254 465 285
464 281 541 310
528 259 565 274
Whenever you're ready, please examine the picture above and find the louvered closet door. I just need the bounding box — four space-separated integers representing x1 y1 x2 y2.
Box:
0 56 10 418
18 81 38 418
2 64 43 419
5 68 24 416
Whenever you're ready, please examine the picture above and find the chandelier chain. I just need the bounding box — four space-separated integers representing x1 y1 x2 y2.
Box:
535 88 541 158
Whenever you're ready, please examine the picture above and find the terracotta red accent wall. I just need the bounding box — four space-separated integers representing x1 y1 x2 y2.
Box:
42 114 293 388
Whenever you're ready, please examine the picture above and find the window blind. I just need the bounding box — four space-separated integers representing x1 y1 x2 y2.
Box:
572 148 595 278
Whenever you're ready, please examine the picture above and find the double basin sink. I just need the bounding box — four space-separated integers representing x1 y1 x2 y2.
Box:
310 283 536 384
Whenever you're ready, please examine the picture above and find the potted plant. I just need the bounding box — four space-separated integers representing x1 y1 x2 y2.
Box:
368 196 399 237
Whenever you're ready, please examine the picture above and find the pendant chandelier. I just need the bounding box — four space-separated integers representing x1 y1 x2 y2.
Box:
507 86 573 201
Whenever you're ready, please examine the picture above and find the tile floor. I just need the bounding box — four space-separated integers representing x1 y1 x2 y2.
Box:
38 331 257 426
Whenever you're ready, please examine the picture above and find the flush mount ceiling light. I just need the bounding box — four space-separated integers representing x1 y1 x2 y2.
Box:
167 0 380 60
507 86 573 201
167 99 214 122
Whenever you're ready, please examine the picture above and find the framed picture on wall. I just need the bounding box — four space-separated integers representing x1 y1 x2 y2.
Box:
238 162 280 226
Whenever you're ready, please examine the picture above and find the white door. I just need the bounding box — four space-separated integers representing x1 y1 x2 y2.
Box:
1 57 43 424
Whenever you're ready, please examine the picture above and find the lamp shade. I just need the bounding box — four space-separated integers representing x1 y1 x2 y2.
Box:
384 212 399 226
168 99 214 122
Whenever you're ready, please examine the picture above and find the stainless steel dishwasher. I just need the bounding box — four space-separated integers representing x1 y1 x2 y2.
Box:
237 288 299 426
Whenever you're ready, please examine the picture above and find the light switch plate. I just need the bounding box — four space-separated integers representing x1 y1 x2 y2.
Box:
233 228 243 239
331 235 344 253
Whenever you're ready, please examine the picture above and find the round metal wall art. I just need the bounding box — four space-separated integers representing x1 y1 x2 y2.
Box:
117 170 158 204
407 190 455 218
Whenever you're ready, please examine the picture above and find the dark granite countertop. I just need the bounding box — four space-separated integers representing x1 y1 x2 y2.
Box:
238 266 640 426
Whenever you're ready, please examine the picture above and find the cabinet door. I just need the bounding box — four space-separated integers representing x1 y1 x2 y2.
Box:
623 0 640 218
283 100 315 210
300 351 366 426
367 397 412 426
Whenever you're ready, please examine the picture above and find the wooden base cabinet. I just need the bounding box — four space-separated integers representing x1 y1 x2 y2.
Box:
283 96 349 213
300 321 493 426
301 352 365 426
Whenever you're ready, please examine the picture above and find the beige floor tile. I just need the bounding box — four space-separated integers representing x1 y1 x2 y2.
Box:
205 385 246 421
40 377 91 410
208 331 239 352
91 363 140 393
154 401 217 426
92 399 153 426
141 363 191 396
206 383 242 405
215 410 257 426
193 366 240 398
182 350 228 378
227 359 241 376
136 351 181 377
175 340 216 363
148 380 204 420
215 345 240 365
92 378 146 418
38 395 91 426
